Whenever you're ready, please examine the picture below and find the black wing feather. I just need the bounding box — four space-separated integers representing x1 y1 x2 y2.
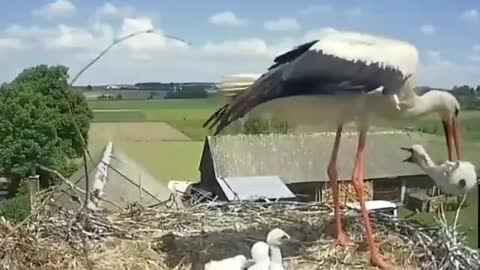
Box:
268 40 319 70
204 40 412 136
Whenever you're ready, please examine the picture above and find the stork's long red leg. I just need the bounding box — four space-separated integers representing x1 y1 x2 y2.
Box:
351 131 391 269
327 125 352 246
441 120 454 161
451 116 462 160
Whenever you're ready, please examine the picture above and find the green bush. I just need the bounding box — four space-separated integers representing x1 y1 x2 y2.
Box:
0 182 30 222
241 117 291 134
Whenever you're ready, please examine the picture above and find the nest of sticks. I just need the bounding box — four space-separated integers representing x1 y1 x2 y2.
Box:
0 191 479 270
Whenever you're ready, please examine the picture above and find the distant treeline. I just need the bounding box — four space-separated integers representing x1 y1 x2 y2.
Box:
76 81 215 100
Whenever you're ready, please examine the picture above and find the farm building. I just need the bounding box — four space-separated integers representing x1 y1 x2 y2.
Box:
54 142 173 210
197 132 436 204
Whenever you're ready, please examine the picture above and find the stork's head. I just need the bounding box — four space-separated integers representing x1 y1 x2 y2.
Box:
266 228 298 247
443 161 479 195
400 144 429 164
250 241 269 262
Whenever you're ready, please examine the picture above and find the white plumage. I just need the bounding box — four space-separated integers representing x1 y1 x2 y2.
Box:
310 31 419 76
265 228 293 270
204 254 249 270
246 241 270 270
401 144 478 195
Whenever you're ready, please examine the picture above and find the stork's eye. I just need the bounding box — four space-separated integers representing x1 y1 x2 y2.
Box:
458 179 466 189
281 235 289 240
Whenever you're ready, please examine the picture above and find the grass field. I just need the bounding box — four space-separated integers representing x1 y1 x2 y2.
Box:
87 98 480 248
89 99 220 140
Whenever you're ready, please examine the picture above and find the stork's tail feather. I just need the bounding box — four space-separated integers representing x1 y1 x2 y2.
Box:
203 74 260 134
202 103 229 128
210 70 283 136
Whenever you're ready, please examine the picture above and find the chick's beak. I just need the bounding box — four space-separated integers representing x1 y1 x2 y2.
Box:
400 147 415 163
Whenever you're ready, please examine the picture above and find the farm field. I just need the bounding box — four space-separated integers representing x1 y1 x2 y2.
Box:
87 98 480 248
88 122 202 182
89 98 221 140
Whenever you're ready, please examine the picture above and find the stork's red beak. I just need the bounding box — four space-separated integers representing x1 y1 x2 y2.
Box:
400 147 415 163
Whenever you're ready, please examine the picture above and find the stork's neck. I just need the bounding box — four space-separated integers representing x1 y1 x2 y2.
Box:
415 154 436 172
402 90 448 119
269 246 283 269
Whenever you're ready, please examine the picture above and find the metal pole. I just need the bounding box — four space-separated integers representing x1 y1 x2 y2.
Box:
83 151 90 206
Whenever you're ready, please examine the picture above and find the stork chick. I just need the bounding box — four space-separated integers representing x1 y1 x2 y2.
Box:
204 254 251 270
401 144 478 196
266 228 298 270
247 241 270 270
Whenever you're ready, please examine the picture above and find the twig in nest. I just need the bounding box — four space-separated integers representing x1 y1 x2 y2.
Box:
0 184 59 249
453 195 466 230
37 164 124 210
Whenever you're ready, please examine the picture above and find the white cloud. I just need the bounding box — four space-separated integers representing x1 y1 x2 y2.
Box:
470 55 480 62
95 2 134 17
118 17 188 52
203 38 285 58
4 24 54 39
346 7 363 16
32 0 76 20
472 44 480 51
208 11 247 27
0 38 29 50
419 24 435 35
300 4 334 15
44 24 111 50
303 27 339 41
264 17 301 32
426 50 440 59
461 9 479 23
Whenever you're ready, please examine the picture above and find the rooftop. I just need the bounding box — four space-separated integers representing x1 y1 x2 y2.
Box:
202 131 427 183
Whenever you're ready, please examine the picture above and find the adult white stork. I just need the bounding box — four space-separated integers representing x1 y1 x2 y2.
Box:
211 64 462 161
203 30 463 269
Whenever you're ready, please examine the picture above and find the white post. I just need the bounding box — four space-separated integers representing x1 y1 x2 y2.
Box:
400 179 406 204
27 174 40 210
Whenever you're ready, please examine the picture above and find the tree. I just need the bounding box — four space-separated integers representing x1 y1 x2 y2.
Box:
0 85 75 194
451 85 474 96
10 65 93 157
86 84 93 91
0 65 93 194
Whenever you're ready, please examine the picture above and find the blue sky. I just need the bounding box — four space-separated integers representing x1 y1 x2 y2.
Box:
1 0 480 87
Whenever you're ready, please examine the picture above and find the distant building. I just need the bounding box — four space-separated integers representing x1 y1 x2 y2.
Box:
197 132 435 205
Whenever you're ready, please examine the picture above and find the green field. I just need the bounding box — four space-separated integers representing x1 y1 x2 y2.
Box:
89 98 220 140
87 98 480 248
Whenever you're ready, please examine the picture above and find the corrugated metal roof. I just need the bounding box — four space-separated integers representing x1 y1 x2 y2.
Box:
216 176 296 201
206 131 428 184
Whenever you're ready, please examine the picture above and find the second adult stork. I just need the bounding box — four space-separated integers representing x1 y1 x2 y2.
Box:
204 30 459 269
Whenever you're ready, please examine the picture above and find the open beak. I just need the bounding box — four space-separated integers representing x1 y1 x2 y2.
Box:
400 147 415 163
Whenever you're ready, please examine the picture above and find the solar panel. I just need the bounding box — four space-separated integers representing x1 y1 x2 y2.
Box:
216 176 296 201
